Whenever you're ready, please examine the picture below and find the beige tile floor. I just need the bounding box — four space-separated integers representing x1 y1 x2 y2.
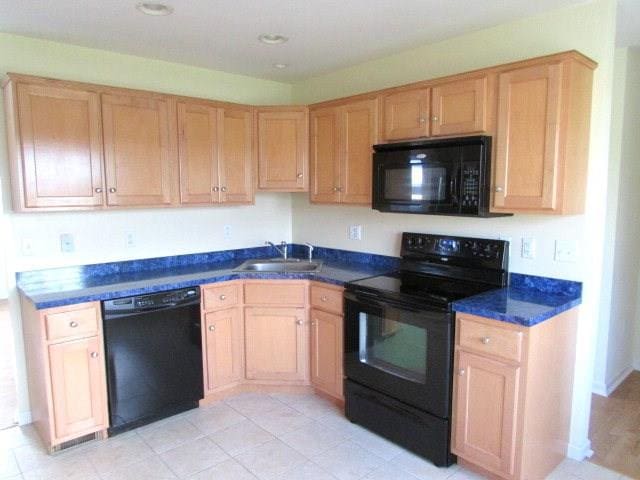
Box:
0 392 630 480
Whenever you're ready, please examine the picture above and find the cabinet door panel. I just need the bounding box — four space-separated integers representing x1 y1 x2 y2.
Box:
16 83 104 208
453 350 519 477
431 77 487 136
494 64 562 211
341 99 377 204
310 107 341 203
48 337 107 440
177 102 217 204
382 88 430 140
310 309 343 399
258 110 308 191
204 308 244 391
244 307 308 382
218 108 253 203
102 94 175 206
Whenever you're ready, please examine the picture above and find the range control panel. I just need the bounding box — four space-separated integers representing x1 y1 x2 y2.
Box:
401 232 509 267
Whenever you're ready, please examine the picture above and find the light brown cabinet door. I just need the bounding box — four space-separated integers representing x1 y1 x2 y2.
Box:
310 309 343 399
382 88 430 140
431 77 487 136
15 83 104 208
48 337 108 441
102 93 175 206
244 307 308 382
177 102 218 204
218 108 254 204
310 107 341 203
494 64 562 211
341 99 377 204
453 350 520 478
257 109 309 191
204 307 244 392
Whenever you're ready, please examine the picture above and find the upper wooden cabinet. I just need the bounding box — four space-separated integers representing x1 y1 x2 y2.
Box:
431 77 488 137
382 88 430 140
5 81 105 210
101 93 176 207
492 57 594 214
310 98 377 205
257 107 309 191
177 102 253 205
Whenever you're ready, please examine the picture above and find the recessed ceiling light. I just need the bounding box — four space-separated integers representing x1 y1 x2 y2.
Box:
136 2 174 16
258 34 288 45
273 63 288 69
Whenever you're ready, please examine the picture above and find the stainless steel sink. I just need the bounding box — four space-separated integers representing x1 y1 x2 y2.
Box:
234 258 323 273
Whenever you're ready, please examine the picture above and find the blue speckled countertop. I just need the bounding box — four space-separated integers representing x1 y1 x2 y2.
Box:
17 244 581 327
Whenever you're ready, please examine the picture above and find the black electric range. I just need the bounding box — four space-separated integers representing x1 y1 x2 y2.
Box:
343 232 509 467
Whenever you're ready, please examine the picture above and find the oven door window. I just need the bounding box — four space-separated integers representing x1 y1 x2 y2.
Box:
358 311 427 384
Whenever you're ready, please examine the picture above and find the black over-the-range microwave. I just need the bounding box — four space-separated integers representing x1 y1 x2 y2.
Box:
372 136 511 217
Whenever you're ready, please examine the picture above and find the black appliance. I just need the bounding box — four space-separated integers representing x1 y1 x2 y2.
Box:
102 287 203 435
373 136 509 217
344 232 509 466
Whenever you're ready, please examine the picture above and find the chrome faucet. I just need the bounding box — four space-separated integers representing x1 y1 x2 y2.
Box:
304 242 314 261
266 241 288 261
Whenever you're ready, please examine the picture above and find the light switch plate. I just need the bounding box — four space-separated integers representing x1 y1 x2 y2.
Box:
60 233 75 253
125 233 135 248
521 237 536 259
223 225 232 240
348 225 362 240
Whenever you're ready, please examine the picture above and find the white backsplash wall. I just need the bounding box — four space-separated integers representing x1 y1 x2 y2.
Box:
291 194 585 281
8 193 292 273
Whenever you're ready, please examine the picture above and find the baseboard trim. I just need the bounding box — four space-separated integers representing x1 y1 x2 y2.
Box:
592 365 634 397
591 381 607 397
567 439 593 461
17 410 32 426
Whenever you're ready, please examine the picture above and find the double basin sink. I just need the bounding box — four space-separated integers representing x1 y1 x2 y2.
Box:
234 258 323 273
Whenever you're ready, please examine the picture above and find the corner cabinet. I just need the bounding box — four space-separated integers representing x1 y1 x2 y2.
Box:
20 299 108 451
452 310 578 480
257 107 309 191
492 56 595 214
310 98 378 204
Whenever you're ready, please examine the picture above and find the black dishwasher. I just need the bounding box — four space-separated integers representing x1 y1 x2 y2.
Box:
102 287 203 435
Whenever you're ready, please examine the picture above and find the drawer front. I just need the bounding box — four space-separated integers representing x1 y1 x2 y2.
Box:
203 283 240 311
46 306 99 342
244 281 307 306
310 284 343 314
458 316 523 363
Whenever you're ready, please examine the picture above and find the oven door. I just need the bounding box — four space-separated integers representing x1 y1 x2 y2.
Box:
344 290 453 418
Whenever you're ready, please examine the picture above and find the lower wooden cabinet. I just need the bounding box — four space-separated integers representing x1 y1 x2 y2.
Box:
452 310 578 480
21 300 108 450
310 308 343 399
244 307 309 382
203 307 244 392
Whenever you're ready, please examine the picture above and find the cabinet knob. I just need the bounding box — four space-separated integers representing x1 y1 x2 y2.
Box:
311 320 316 326
208 325 216 332
296 319 303 325
90 352 99 359
432 115 439 122
321 295 328 302
458 369 466 376
333 187 338 192
219 294 226 301
94 187 103 193
495 186 504 193
481 336 491 345
69 321 79 328
212 186 220 192
221 187 227 192
297 173 303 179
108 187 117 193
419 117 426 124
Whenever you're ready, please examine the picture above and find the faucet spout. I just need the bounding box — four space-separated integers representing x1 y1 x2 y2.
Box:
265 241 288 260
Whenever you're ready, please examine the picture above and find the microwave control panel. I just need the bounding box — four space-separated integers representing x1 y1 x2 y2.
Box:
461 163 480 209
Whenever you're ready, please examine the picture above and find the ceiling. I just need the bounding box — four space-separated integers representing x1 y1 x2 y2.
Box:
0 0 593 82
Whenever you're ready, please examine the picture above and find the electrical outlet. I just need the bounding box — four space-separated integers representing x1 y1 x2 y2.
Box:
125 233 135 248
21 238 34 256
555 240 578 263
521 237 536 259
60 233 75 253
223 225 232 240
348 225 362 241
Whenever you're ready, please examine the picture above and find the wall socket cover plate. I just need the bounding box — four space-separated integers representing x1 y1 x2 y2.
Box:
555 239 578 262
521 237 536 259
60 233 74 253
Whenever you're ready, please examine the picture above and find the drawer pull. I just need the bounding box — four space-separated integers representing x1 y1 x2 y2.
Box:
458 369 466 376
321 295 328 302
69 321 79 328
90 352 99 359
219 294 227 301
208 325 216 332
481 336 491 345
296 319 303 325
